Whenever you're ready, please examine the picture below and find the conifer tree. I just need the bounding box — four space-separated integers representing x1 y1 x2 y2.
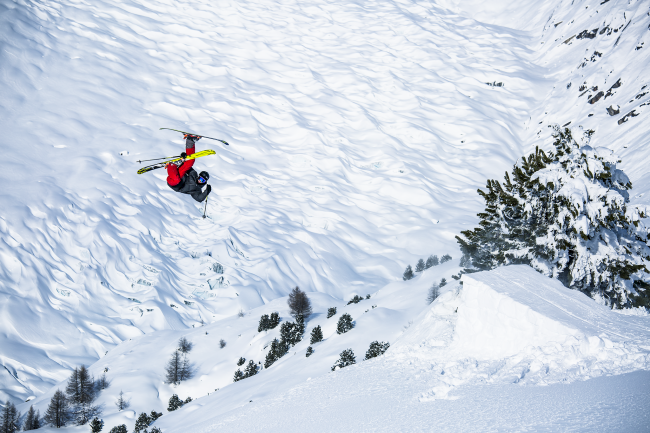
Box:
326 307 337 318
97 372 109 390
364 341 390 360
90 417 103 433
66 365 100 425
237 357 246 366
134 412 151 433
150 411 162 422
233 369 244 382
415 259 425 272
0 400 21 432
427 283 440 304
268 312 280 329
440 254 452 264
305 346 314 357
264 339 279 368
310 325 323 344
243 360 258 378
456 126 650 308
150 428 162 433
336 313 354 334
167 394 183 411
257 314 270 332
295 314 305 340
425 255 439 269
115 391 128 411
178 337 193 353
439 278 447 287
402 265 414 281
165 350 191 384
347 295 363 305
109 424 127 433
288 287 313 320
44 389 69 428
331 349 356 371
23 405 38 431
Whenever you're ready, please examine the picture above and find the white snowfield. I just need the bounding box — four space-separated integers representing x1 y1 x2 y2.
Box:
1 0 650 429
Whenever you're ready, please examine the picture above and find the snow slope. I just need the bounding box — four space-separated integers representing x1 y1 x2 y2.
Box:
1 0 650 417
18 264 645 432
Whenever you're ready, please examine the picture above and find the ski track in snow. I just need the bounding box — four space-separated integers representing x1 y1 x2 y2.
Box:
0 0 650 422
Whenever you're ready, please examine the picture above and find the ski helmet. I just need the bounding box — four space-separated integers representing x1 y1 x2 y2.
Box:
198 171 210 184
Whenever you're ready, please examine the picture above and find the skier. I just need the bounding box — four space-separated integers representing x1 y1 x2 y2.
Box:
166 134 211 202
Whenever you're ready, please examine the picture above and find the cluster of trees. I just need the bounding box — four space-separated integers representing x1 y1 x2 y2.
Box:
233 360 259 382
331 341 390 371
0 401 23 432
456 126 650 308
165 337 193 385
257 312 280 332
134 411 162 433
403 254 452 280
347 294 370 305
37 365 105 429
168 394 192 412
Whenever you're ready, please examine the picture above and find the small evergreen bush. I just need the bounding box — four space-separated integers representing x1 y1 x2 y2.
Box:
150 411 162 422
89 417 103 433
134 413 151 433
269 312 280 329
439 278 447 287
178 337 193 353
331 349 356 371
403 265 414 281
365 294 371 299
415 258 425 272
364 341 390 360
257 314 270 332
440 254 452 264
233 369 244 382
243 360 258 378
347 295 364 305
167 394 184 412
310 325 323 344
336 313 354 334
306 346 313 357
425 255 439 269
327 307 337 318
219 339 226 349
237 357 246 366
109 425 127 433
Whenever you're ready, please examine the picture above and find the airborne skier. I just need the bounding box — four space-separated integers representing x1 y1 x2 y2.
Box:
166 134 212 202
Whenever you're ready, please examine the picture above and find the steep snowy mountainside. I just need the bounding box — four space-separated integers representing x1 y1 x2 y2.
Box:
134 265 649 432
0 0 545 402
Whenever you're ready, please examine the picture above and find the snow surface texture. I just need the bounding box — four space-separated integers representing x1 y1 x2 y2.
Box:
0 0 649 421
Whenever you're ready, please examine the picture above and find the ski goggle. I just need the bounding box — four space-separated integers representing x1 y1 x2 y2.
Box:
198 176 207 184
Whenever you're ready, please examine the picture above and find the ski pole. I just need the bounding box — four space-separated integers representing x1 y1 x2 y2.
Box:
203 195 208 219
136 155 181 164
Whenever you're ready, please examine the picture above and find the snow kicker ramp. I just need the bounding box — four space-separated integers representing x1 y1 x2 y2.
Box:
393 265 650 387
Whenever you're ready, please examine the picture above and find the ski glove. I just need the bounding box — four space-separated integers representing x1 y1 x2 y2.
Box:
206 184 212 195
180 152 187 159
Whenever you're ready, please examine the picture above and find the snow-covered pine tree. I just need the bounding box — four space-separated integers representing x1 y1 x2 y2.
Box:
0 400 21 432
440 254 452 264
427 283 440 304
150 410 162 422
268 312 280 329
336 313 354 334
425 255 439 269
90 417 103 433
44 389 69 428
264 338 282 368
150 428 162 433
305 346 314 357
439 278 447 287
326 307 337 318
167 394 183 411
237 357 246 366
415 258 425 272
134 412 151 433
310 325 323 344
23 405 37 431
243 360 258 378
233 369 244 382
109 424 127 433
331 349 356 371
66 365 100 425
456 126 650 308
178 337 193 353
115 391 128 411
295 314 305 340
257 314 270 332
280 321 301 346
402 265 414 280
288 287 313 320
364 341 390 360
219 339 227 348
